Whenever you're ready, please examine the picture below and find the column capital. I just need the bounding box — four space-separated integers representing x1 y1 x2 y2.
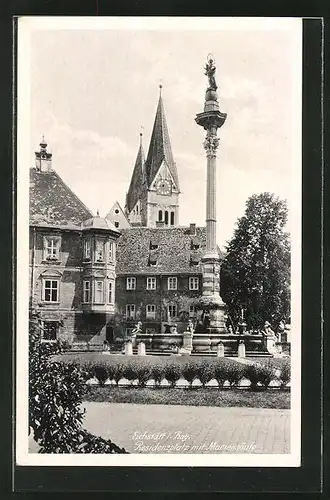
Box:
203 135 220 156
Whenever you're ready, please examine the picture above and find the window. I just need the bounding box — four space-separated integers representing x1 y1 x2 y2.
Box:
95 240 104 262
189 277 199 290
158 210 163 221
126 277 136 290
44 237 60 260
43 279 59 302
108 241 114 261
146 304 156 319
114 208 119 214
136 205 139 215
84 239 91 260
168 304 177 319
94 280 104 303
189 304 197 317
168 277 177 290
164 210 169 225
108 281 113 303
126 304 135 319
114 221 119 228
146 277 156 290
170 211 175 225
83 281 91 303
42 321 58 341
146 327 156 334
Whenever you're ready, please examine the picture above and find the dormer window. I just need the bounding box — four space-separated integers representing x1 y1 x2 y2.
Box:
150 239 159 250
43 236 61 261
191 237 200 249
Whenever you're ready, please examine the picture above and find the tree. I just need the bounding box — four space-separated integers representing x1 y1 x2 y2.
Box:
220 192 290 330
29 309 127 453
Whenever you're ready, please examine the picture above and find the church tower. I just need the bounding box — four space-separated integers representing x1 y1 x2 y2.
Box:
125 86 180 228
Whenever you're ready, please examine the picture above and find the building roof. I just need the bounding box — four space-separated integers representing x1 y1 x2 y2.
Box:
145 92 180 190
82 215 120 234
116 226 222 275
125 137 145 214
29 168 93 226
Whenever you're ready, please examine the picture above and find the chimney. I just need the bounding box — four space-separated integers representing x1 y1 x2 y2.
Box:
189 223 196 235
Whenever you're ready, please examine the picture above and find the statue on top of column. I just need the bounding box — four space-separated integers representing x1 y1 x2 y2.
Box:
204 55 218 91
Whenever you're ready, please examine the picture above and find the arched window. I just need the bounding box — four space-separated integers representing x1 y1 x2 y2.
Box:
158 210 163 221
164 211 169 225
136 205 139 215
170 211 175 225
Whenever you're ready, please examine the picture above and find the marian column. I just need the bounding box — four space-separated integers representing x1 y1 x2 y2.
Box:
195 55 227 332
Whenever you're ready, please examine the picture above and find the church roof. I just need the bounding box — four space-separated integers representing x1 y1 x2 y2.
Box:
29 168 93 226
116 226 222 275
125 137 145 214
145 91 180 190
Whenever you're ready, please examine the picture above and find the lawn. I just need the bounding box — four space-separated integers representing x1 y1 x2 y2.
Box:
83 386 290 409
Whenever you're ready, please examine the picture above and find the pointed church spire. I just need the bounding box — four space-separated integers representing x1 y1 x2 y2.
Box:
125 134 146 215
145 87 180 191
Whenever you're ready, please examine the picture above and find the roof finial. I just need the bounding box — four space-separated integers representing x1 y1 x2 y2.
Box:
40 133 47 149
96 209 100 217
159 83 163 96
140 125 144 145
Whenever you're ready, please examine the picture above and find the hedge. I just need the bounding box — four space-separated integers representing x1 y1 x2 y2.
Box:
53 352 291 390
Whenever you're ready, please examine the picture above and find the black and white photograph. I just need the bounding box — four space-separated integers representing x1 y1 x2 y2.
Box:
16 16 302 467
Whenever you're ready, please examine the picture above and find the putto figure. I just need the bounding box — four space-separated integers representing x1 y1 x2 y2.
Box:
204 55 217 91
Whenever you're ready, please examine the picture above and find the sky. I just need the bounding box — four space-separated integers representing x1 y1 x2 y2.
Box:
24 17 302 249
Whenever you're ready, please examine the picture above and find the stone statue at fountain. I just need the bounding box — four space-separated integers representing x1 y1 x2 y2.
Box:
131 321 142 347
187 318 195 334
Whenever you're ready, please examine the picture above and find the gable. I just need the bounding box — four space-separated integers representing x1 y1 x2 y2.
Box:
105 201 131 229
149 161 178 191
29 168 92 227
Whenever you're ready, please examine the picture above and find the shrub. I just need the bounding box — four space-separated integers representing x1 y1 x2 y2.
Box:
106 362 117 384
225 361 245 387
136 365 152 387
278 359 291 388
213 361 228 389
113 362 125 386
150 364 165 387
258 361 275 388
164 362 182 388
123 362 138 385
245 361 274 390
80 360 95 381
29 310 127 453
197 360 215 388
93 363 109 387
182 360 198 388
244 364 259 390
